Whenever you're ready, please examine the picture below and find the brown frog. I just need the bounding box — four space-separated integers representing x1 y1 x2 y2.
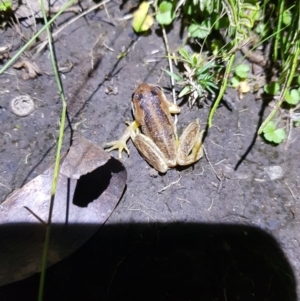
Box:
104 83 204 173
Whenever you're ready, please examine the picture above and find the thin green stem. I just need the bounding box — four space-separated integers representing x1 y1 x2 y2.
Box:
273 0 285 61
208 53 236 127
258 42 300 134
228 0 237 24
0 0 76 75
37 1 68 300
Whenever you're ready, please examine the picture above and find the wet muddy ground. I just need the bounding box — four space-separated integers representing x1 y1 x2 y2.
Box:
0 1 300 300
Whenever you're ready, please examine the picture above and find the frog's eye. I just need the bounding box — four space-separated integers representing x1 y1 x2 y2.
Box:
151 86 160 96
134 93 144 101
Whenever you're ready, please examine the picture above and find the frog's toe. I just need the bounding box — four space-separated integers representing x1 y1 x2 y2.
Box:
103 141 129 159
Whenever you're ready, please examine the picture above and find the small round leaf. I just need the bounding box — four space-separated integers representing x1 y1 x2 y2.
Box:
188 20 211 39
285 89 300 105
235 64 250 79
264 82 280 95
231 76 240 88
282 10 291 26
156 1 175 25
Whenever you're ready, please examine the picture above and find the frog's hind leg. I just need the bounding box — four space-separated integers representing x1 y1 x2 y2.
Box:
133 134 170 173
177 119 204 166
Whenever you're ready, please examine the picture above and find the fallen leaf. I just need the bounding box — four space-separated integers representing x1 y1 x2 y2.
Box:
60 134 111 179
238 80 251 99
0 135 127 286
132 1 154 32
0 44 11 60
105 85 118 95
13 59 42 80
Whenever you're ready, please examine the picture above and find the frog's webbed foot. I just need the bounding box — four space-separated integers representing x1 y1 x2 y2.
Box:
103 121 138 159
103 138 130 159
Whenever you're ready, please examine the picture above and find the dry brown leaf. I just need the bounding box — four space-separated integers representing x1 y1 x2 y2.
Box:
0 44 11 60
0 135 127 286
105 85 118 95
61 134 111 179
13 59 42 80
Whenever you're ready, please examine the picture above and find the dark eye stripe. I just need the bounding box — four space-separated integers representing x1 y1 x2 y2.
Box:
150 86 160 96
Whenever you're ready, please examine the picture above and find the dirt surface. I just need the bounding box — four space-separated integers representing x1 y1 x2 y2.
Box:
0 1 300 300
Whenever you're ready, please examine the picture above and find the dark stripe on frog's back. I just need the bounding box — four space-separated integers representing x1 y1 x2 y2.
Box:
136 87 176 160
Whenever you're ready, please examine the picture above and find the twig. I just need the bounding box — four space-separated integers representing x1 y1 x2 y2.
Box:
206 198 214 211
203 145 222 180
127 202 157 212
24 206 47 225
284 180 297 202
195 165 205 176
158 173 182 193
161 26 177 126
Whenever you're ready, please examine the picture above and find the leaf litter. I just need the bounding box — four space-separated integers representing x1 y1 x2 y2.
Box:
0 135 127 286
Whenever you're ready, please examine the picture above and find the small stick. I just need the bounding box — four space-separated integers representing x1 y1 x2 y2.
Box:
203 145 222 181
161 26 178 126
158 173 182 193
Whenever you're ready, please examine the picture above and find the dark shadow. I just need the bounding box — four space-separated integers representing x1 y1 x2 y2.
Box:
73 158 123 207
0 222 296 301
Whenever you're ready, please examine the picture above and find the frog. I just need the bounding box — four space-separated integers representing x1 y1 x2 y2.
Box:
104 83 204 173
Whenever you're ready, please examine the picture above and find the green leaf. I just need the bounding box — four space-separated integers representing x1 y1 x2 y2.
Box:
231 76 240 88
273 129 286 143
285 89 300 105
282 10 292 26
214 15 229 29
178 86 191 98
0 0 11 11
262 121 275 134
211 40 223 56
264 82 280 95
239 16 253 28
192 54 199 67
252 9 261 21
164 69 182 82
183 2 195 15
132 2 154 32
178 48 195 66
255 23 266 35
156 1 175 25
205 83 217 94
206 79 218 90
262 121 286 144
188 20 211 39
235 64 250 79
196 59 215 75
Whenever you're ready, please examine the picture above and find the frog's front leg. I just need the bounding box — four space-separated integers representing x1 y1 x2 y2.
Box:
103 121 139 159
177 119 204 166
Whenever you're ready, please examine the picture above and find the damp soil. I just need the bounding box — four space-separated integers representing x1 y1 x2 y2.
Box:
0 1 300 300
